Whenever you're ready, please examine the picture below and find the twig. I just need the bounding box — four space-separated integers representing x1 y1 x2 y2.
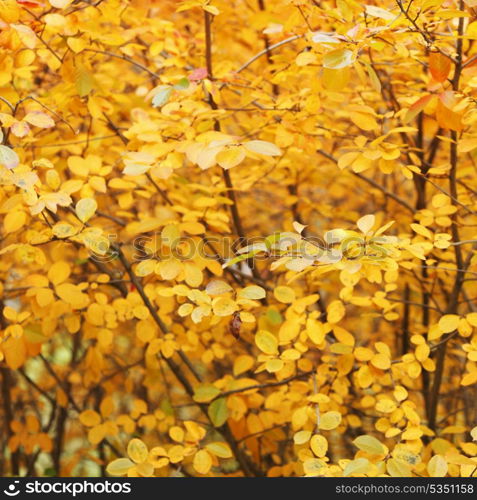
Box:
84 49 161 79
316 150 414 212
236 35 303 73
211 370 314 401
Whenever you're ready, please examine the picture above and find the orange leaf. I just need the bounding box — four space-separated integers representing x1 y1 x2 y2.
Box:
436 99 463 132
429 52 452 83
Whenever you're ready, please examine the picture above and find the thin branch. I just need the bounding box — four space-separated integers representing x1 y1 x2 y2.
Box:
211 370 314 401
84 49 161 79
236 35 303 73
316 150 414 212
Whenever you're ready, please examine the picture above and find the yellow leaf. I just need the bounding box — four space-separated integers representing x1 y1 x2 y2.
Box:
370 353 391 370
0 0 20 23
387 458 411 477
75 64 94 97
135 462 154 477
205 442 232 458
461 371 477 386
203 4 220 14
136 320 155 342
23 111 55 129
319 411 342 430
106 458 134 476
353 435 386 455
178 303 193 317
88 424 106 444
206 280 233 295
36 288 54 307
303 458 326 475
67 36 87 53
294 430 311 445
169 426 184 442
357 214 375 234
427 455 448 477
11 24 37 49
296 51 317 66
158 258 182 280
255 330 278 355
180 221 205 235
3 336 26 369
47 260 71 285
265 358 284 372
273 286 296 304
233 355 254 376
323 67 350 90
184 263 203 287
375 398 397 413
49 0 74 7
243 140 282 156
466 312 477 327
343 457 370 476
55 283 90 309
127 438 148 463
438 314 460 333
471 426 477 441
75 198 97 223
136 259 156 277
350 112 378 131
323 48 355 69
239 285 266 300
193 449 212 474
4 210 27 233
310 434 328 457
79 410 101 427
327 300 345 323
333 326 355 346
216 146 246 169
212 297 237 316
161 224 180 248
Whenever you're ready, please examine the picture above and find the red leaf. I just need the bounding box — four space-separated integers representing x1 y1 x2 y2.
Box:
189 67 208 81
229 312 242 339
17 0 44 6
404 94 433 123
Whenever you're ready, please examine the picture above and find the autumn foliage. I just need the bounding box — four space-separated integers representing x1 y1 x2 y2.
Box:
1 0 477 479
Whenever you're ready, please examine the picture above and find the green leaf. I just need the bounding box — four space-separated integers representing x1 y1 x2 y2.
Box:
74 258 89 265
173 77 190 90
222 249 261 268
208 397 228 427
193 384 221 403
265 232 281 250
266 308 283 325
160 399 174 416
